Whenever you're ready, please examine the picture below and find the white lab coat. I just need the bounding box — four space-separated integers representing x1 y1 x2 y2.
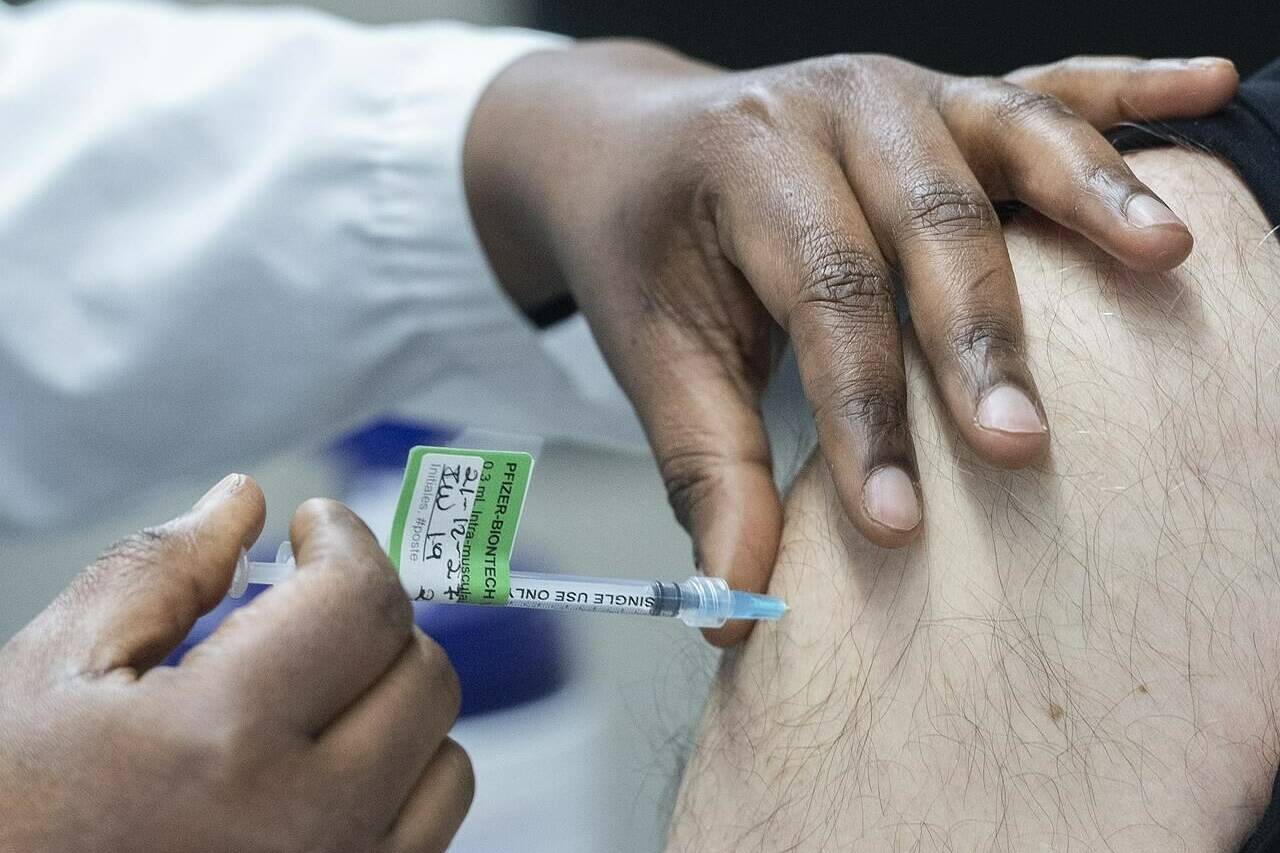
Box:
0 1 640 532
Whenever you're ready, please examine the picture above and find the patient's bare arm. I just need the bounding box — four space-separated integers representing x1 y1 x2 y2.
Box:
670 149 1280 852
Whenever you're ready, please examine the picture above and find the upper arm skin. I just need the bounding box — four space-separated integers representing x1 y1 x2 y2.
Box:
669 150 1280 853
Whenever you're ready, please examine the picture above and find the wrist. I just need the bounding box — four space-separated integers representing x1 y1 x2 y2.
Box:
463 47 581 317
462 41 715 318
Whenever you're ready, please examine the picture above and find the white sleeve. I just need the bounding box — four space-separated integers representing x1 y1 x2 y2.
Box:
0 1 641 532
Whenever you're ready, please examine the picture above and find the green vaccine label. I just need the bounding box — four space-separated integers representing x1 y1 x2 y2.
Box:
388 446 534 605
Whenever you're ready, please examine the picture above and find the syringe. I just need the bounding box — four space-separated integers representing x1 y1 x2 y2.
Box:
230 542 787 629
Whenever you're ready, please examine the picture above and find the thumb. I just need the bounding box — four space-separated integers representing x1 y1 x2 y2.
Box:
1005 55 1238 128
44 473 265 678
639 347 782 647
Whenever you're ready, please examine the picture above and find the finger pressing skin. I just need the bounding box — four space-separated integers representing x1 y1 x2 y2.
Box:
721 152 922 547
1005 55 1238 128
319 629 461 828
944 78 1194 271
181 498 413 735
35 473 264 679
628 317 782 646
838 109 1050 468
386 738 475 853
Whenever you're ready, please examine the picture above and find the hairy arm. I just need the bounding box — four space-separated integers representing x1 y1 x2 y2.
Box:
669 149 1280 853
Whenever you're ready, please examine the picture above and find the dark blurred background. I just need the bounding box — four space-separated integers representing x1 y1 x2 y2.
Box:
536 1 1279 76
13 0 1276 75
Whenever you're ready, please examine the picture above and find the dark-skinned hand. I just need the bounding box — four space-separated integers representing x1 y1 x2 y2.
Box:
466 47 1237 644
0 475 472 853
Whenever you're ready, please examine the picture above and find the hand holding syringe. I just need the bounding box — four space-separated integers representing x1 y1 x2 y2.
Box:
228 441 787 629
231 542 787 629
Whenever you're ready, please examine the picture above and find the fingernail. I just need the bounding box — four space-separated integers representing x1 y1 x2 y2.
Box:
1187 56 1234 69
1149 57 1233 72
194 473 243 510
861 466 921 532
976 385 1046 435
1124 194 1185 230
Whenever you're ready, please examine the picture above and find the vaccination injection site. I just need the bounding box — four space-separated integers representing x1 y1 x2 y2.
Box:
5 0 1280 851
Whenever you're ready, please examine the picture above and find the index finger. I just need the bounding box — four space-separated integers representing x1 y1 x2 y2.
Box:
1005 55 1238 128
176 498 414 735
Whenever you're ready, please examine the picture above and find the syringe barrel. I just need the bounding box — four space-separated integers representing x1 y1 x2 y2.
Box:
228 546 777 629
507 572 737 626
507 571 668 616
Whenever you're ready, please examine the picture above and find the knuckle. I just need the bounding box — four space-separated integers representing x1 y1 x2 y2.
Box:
77 526 182 600
813 51 861 71
658 446 724 529
1051 56 1101 83
792 239 894 322
319 552 409 631
899 177 997 241
693 81 798 163
988 83 1071 129
810 52 902 87
827 381 908 435
705 80 786 132
362 565 412 632
1074 159 1128 198
1004 60 1067 91
782 54 933 122
314 552 410 636
946 312 1020 361
96 527 169 568
807 52 866 85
